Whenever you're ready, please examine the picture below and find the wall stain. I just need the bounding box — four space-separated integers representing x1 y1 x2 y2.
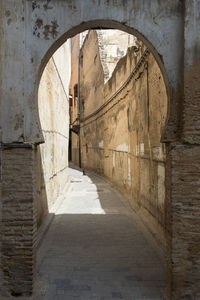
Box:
65 0 77 10
43 0 53 11
14 114 24 131
33 18 43 37
32 1 40 11
36 18 43 28
91 0 127 7
43 21 59 40
7 18 12 25
5 10 11 17
33 18 59 40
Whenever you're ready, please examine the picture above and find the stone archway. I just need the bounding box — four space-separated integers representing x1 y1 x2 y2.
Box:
1 1 200 299
1 1 183 144
34 16 172 295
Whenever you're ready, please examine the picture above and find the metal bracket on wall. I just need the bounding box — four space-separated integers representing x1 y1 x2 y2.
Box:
70 124 80 135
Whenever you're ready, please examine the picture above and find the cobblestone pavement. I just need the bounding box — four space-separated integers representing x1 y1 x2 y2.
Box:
35 166 167 300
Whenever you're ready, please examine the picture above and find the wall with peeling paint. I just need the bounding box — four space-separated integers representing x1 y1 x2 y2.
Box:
37 40 71 227
80 33 167 238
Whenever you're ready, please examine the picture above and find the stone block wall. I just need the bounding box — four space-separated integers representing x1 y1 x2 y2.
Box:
170 143 200 299
1 145 36 297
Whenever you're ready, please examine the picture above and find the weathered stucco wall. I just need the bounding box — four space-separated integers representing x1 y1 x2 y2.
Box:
80 35 168 238
0 0 183 145
37 40 70 227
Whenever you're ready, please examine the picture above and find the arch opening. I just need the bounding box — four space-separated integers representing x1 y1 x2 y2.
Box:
36 20 171 145
36 23 170 299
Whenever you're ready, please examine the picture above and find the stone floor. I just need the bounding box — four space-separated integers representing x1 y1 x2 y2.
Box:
34 166 167 300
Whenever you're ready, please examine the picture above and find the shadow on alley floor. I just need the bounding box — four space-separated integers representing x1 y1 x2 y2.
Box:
34 165 167 300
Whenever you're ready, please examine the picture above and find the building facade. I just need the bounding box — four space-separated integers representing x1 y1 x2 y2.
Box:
78 30 167 246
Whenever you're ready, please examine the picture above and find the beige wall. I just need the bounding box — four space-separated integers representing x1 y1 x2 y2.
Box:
80 31 104 118
70 35 80 166
37 41 71 227
98 29 136 82
80 32 168 236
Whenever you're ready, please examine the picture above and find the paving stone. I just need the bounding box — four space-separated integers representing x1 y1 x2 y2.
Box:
112 291 123 298
56 289 65 295
34 166 167 299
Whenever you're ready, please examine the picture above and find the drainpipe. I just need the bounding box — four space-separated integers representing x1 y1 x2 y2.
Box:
78 46 82 169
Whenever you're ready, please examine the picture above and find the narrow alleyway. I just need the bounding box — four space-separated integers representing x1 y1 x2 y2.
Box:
35 165 166 300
